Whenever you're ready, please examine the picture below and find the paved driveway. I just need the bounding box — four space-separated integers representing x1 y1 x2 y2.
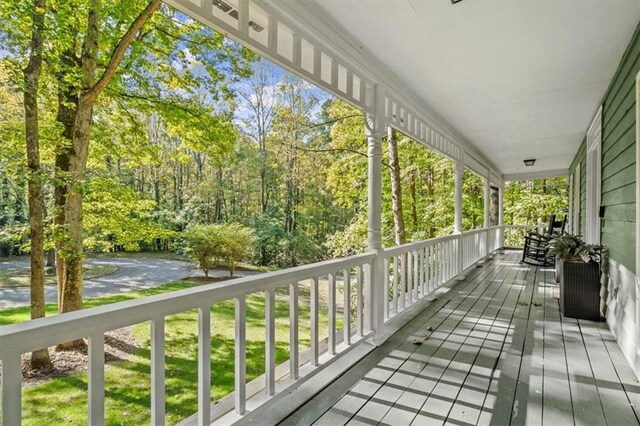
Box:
0 257 254 309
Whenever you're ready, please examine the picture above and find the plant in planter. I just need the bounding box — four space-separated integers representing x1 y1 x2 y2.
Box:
548 234 607 321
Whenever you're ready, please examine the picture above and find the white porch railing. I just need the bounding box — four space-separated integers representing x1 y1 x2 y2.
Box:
0 227 511 425
381 234 460 321
502 224 546 248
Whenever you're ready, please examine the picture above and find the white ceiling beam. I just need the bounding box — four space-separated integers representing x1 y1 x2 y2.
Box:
503 169 570 182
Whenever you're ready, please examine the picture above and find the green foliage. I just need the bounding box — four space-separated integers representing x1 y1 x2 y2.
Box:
83 178 176 252
462 170 484 231
183 223 254 277
183 224 223 277
548 233 605 263
504 178 568 225
221 223 254 277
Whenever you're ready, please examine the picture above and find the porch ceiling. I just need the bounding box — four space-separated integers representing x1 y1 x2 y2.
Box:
311 0 640 177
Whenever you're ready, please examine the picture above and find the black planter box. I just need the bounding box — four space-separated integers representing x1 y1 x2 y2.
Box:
559 259 601 321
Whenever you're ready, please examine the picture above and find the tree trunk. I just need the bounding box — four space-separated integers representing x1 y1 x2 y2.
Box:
54 0 162 349
387 127 406 245
409 172 418 229
24 0 52 369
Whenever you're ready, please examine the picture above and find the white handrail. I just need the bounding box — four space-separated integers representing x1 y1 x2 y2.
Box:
0 252 375 354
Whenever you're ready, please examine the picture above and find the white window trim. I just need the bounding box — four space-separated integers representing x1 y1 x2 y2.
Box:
572 164 581 235
634 71 640 375
585 105 602 245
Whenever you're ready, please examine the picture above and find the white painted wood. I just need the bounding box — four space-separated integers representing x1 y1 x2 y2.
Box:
365 84 387 343
400 254 406 310
392 255 398 315
1 353 22 426
635 71 640 378
235 297 247 414
356 266 364 337
407 250 413 305
328 272 336 355
265 289 276 393
238 0 249 35
503 169 570 181
88 333 105 426
383 257 389 320
197 307 211 426
151 318 166 426
586 105 602 244
454 160 463 234
415 249 421 299
289 283 299 380
572 164 581 234
343 270 351 346
363 263 372 334
310 278 320 367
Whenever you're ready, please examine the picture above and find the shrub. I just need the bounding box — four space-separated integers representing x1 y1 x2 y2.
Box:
219 223 254 277
183 225 223 277
183 223 254 278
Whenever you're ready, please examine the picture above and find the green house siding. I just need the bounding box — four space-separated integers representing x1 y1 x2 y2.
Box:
569 24 638 273
601 22 639 273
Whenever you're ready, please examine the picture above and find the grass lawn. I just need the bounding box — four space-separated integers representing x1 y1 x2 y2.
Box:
0 264 118 288
0 279 343 425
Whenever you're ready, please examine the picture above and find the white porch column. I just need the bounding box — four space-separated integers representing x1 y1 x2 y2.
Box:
365 84 386 344
454 160 465 279
483 177 490 229
454 161 463 234
498 185 505 248
484 177 491 258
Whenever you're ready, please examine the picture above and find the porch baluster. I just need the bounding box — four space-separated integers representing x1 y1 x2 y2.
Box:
197 306 211 426
151 318 166 426
0 353 21 426
310 278 319 366
265 289 276 394
343 269 351 346
289 284 299 380
235 297 247 414
88 333 105 426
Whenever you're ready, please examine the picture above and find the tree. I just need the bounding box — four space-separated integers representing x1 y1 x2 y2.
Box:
387 127 405 246
183 225 222 278
51 1 163 331
220 223 254 277
23 0 52 369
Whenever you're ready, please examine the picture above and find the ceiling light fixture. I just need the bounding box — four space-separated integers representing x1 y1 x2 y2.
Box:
523 159 536 167
451 0 463 4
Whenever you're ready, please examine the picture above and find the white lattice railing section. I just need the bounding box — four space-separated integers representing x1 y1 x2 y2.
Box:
0 253 375 426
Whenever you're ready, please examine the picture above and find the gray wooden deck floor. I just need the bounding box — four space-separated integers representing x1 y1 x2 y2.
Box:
282 251 640 426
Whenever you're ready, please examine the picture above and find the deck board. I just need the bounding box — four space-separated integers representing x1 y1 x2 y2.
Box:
282 252 639 426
